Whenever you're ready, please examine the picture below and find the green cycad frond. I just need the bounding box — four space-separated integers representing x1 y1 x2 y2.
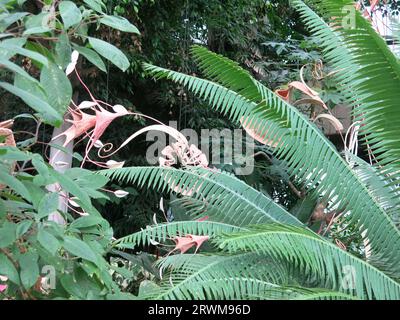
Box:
143 253 359 300
100 166 303 227
144 63 272 125
144 277 288 300
215 224 400 300
113 220 245 249
144 53 400 276
169 195 260 226
348 153 400 220
292 0 400 175
142 253 292 300
291 289 359 300
191 45 260 100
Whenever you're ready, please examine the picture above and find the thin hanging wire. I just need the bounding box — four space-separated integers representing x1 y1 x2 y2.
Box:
179 0 190 130
105 1 112 103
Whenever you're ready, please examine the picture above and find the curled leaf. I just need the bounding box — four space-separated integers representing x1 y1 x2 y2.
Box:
93 139 104 148
314 114 344 132
78 101 97 109
71 50 79 63
68 197 80 208
275 88 290 101
149 239 160 246
65 51 79 75
112 104 128 114
289 81 327 110
114 189 129 198
106 160 125 169
240 117 280 148
53 161 69 167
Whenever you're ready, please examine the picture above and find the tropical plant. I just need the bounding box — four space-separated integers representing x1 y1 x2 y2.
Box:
100 0 400 300
0 145 135 299
0 0 141 299
1 0 138 125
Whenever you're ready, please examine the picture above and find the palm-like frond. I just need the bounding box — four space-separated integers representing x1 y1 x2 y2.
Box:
291 289 359 300
141 253 292 300
100 166 303 227
348 153 400 220
143 253 360 300
191 45 260 100
292 0 400 182
144 50 400 276
113 220 244 249
215 224 400 300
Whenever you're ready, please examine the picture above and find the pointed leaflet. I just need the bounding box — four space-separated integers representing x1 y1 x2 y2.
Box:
59 1 82 29
40 61 72 115
88 37 130 71
63 236 98 264
73 45 107 72
99 15 140 34
0 82 61 126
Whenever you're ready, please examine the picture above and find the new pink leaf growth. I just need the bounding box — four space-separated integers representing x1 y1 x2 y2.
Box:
172 235 209 254
0 275 8 293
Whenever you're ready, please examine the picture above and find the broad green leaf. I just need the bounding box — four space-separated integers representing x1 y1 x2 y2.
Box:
59 1 82 29
0 168 32 201
0 253 19 285
0 12 28 32
19 251 40 289
31 156 51 178
0 58 39 83
16 220 33 238
0 43 48 66
37 192 59 219
23 13 52 35
55 33 72 68
23 26 51 35
0 200 5 219
99 15 140 34
59 274 85 298
106 292 136 300
40 61 72 114
46 143 83 161
70 215 103 229
75 22 89 37
72 44 106 72
0 81 62 126
25 41 54 68
0 222 17 248
63 236 98 264
88 37 130 71
37 228 60 255
51 170 92 212
72 171 108 189
0 37 26 59
2 201 33 213
83 0 105 13
0 147 32 162
14 73 47 101
60 267 104 298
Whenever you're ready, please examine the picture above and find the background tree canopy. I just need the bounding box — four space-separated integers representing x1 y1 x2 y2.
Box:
1 0 399 300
